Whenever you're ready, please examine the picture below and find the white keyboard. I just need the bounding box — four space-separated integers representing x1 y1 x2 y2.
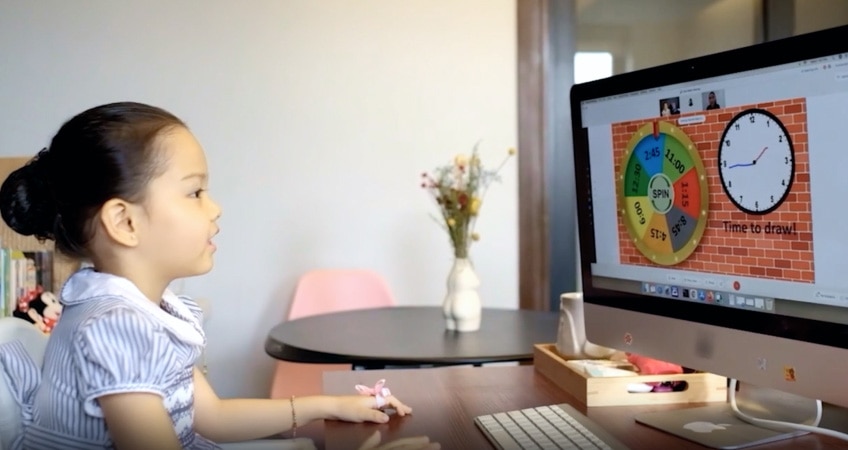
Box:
474 404 631 450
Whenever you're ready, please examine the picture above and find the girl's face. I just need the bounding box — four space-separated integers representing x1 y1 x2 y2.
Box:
136 127 221 281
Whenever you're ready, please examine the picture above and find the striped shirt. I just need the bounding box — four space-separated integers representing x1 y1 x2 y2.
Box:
1 268 220 449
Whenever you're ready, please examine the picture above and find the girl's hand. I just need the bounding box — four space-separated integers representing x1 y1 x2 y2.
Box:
357 430 440 450
328 394 413 423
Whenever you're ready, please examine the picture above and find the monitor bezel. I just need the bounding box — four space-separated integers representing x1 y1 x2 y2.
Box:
569 25 848 352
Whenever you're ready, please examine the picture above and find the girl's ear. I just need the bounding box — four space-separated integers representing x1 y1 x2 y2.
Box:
98 198 141 248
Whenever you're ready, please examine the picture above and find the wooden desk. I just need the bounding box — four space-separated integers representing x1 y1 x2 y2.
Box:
305 365 841 450
265 307 559 368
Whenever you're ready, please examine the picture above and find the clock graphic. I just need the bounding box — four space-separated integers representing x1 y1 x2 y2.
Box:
718 108 795 215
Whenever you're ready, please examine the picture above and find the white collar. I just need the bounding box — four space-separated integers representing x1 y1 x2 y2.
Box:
61 268 205 346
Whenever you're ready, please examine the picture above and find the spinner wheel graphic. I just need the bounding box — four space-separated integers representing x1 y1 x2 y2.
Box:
620 121 709 265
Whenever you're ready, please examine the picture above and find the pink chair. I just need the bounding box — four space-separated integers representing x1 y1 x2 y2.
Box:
269 269 396 399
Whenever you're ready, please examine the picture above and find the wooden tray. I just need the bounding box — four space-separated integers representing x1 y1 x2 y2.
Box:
534 343 727 407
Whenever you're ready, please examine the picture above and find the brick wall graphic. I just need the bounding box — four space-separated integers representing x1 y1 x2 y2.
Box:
614 98 813 283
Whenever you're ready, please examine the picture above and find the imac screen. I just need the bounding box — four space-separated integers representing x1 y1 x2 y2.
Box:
570 25 848 410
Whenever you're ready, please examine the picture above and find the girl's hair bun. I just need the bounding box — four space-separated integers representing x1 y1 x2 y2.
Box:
0 148 59 241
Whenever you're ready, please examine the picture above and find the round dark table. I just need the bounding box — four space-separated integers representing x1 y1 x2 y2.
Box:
264 306 559 368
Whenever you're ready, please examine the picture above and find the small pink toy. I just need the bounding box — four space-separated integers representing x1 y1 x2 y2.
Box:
355 379 392 409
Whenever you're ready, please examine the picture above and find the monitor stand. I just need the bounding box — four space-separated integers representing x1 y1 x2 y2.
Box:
633 383 848 449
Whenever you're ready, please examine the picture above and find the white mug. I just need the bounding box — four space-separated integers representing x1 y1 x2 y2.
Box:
556 292 617 359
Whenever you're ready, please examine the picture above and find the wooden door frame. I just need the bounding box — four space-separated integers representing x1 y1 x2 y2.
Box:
517 0 550 311
518 0 579 311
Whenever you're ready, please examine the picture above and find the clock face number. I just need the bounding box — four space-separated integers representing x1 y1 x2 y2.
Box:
718 108 795 215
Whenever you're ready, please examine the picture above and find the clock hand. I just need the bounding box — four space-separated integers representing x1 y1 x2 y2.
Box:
727 147 770 169
752 146 768 164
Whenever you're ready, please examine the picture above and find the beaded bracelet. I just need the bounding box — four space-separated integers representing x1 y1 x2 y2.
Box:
290 395 297 438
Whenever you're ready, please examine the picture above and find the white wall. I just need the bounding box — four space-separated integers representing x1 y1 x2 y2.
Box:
625 24 687 71
0 0 518 397
794 0 848 34
576 1 758 72
578 0 848 75
681 0 758 60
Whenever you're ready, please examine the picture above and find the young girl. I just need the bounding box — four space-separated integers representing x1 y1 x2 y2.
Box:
0 102 432 450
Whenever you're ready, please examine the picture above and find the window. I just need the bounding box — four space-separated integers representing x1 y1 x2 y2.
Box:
574 52 613 84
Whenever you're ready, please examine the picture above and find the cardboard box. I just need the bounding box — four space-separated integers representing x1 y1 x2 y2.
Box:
534 343 728 407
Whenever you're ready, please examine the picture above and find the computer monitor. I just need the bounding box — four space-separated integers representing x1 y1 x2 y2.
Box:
569 24 848 420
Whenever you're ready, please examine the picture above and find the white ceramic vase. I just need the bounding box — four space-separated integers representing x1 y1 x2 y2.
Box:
442 257 482 332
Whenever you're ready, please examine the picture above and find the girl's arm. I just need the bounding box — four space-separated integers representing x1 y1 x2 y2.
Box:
99 392 183 450
191 368 411 443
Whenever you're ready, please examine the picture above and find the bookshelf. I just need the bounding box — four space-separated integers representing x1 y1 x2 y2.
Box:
0 157 81 293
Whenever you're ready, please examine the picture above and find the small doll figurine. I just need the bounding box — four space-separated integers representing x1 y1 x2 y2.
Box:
13 289 63 334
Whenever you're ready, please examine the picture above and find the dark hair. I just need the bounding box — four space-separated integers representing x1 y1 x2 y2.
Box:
0 102 186 259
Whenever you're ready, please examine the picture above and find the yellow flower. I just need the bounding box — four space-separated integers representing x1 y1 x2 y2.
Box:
469 197 481 215
422 142 514 258
454 154 468 167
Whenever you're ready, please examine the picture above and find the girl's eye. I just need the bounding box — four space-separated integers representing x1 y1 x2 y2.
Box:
191 189 205 198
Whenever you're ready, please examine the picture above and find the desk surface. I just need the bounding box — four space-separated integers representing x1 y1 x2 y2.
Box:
265 307 559 367
308 365 840 450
